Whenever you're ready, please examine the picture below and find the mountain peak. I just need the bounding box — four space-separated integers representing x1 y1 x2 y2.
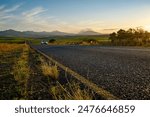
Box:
78 29 101 35
6 29 17 32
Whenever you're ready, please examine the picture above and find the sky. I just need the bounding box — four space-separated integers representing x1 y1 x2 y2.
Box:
0 0 150 33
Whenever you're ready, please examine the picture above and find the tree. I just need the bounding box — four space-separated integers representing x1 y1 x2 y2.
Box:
49 39 56 43
109 28 150 46
109 32 117 43
117 29 126 41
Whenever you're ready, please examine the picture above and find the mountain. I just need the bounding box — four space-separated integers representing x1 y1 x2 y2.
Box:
23 30 71 37
0 29 102 37
0 29 74 37
78 30 101 35
49 30 71 35
0 29 23 37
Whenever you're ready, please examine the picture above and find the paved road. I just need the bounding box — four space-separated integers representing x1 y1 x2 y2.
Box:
33 45 150 99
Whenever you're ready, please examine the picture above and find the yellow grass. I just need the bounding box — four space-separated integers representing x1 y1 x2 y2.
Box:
0 43 23 52
13 44 30 98
41 63 59 80
13 44 29 85
50 81 93 100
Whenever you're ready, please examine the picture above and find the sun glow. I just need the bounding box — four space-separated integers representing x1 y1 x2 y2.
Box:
144 25 150 32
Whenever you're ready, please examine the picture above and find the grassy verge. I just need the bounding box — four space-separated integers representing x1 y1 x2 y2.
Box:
0 43 25 99
39 56 95 100
13 44 30 99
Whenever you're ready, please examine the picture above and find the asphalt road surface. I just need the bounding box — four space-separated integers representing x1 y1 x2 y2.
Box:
33 45 150 99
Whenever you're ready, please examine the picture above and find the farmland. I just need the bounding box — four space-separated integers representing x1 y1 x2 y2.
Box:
38 35 110 45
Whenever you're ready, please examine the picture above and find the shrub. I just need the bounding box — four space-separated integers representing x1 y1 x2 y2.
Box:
109 28 150 46
41 62 59 80
49 39 56 43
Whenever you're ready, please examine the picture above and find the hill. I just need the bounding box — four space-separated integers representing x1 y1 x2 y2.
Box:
0 29 103 37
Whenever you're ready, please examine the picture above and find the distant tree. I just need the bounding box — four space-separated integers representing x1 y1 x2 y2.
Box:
49 39 56 43
117 29 126 41
142 31 149 44
85 39 97 43
109 28 150 46
109 32 117 43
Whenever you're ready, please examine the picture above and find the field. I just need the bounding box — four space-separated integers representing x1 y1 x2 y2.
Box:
0 36 40 44
38 35 110 45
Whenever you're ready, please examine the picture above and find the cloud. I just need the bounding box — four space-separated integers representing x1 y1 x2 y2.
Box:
103 28 118 31
0 3 105 32
0 4 19 22
0 4 22 19
0 5 5 10
0 15 14 20
3 4 22 13
22 7 46 17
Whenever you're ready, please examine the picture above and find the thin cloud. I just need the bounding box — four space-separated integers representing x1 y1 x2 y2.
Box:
22 7 46 17
0 5 5 10
0 4 19 22
3 4 22 13
0 15 14 20
7 6 58 31
103 28 118 31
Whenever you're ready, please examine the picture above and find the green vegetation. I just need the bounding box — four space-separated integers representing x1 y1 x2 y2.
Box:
109 28 150 46
0 37 27 43
0 36 40 44
0 35 108 46
1 30 150 46
48 39 56 43
45 35 110 45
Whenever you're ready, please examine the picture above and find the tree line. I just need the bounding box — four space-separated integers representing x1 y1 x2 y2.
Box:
109 28 150 46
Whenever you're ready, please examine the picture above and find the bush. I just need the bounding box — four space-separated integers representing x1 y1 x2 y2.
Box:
109 28 150 46
49 39 56 43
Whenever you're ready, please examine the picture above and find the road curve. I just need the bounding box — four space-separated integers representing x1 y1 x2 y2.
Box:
33 45 150 99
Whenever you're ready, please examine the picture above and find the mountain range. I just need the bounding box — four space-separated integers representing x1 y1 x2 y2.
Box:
0 29 102 37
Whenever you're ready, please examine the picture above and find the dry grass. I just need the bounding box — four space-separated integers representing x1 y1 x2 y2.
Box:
70 86 93 100
0 43 27 99
39 56 93 100
13 44 30 98
30 50 93 100
0 43 23 52
13 44 29 84
50 81 93 100
41 62 59 80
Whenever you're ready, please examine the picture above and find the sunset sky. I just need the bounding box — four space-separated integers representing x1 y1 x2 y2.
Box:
0 0 150 33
